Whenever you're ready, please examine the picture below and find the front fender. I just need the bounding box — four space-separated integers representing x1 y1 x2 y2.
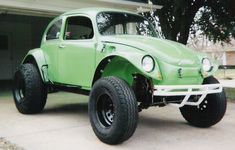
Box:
96 43 162 81
22 48 48 83
195 51 219 78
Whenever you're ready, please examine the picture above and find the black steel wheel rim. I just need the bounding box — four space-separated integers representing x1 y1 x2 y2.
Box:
96 93 115 128
14 72 26 102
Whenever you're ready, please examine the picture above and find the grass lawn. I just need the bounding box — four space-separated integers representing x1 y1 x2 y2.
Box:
214 69 235 101
214 69 235 80
225 88 235 102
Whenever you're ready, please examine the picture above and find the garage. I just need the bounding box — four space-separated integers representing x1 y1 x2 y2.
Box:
0 0 160 80
0 14 51 80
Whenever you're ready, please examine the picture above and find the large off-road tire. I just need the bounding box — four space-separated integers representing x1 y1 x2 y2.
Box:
13 64 47 114
89 77 138 145
180 76 227 128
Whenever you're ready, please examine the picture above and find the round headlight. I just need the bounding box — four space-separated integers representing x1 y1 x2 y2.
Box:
142 55 155 72
202 58 212 72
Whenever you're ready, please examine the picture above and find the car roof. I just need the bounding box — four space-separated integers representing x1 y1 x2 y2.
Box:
61 7 139 17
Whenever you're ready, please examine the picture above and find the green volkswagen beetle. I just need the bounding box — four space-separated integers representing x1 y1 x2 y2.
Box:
13 8 226 144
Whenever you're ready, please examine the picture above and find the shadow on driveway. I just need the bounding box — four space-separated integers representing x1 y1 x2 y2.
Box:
43 103 88 115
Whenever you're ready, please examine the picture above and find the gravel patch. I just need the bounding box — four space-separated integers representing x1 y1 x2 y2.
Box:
0 138 24 150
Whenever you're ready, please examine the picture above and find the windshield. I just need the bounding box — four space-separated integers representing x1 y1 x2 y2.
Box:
97 12 159 37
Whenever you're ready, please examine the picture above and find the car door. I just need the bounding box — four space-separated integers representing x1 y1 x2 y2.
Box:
41 19 63 82
58 15 96 87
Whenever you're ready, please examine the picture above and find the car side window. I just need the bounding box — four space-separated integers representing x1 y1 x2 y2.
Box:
64 16 94 40
46 19 62 40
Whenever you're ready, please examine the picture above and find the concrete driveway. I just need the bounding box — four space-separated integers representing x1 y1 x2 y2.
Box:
0 91 235 150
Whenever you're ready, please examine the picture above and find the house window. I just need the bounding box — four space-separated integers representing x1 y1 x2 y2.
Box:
0 35 9 50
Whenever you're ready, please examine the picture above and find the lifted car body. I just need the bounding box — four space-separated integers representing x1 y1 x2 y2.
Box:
24 8 217 86
13 8 226 145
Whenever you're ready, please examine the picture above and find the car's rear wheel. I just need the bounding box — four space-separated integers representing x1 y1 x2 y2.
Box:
89 77 138 145
13 63 47 114
180 76 227 127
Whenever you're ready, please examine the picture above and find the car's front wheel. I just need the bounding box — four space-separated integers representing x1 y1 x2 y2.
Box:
13 63 47 114
89 77 138 145
180 76 227 128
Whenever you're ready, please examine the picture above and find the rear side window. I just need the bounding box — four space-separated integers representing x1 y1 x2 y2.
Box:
46 19 62 40
64 16 94 40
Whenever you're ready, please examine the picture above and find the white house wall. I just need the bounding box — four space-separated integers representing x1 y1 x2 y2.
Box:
0 0 161 17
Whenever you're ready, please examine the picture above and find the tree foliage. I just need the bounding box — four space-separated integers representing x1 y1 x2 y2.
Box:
137 0 235 45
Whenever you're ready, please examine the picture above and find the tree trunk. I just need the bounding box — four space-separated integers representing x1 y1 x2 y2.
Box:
178 16 191 45
154 0 204 45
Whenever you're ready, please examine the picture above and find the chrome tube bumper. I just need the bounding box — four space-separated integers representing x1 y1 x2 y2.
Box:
153 84 223 108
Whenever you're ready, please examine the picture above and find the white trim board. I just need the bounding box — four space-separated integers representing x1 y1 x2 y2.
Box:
0 0 162 17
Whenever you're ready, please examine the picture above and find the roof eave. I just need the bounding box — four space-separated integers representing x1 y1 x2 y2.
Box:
98 0 162 10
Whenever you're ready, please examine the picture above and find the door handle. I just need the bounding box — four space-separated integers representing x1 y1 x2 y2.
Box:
59 44 66 49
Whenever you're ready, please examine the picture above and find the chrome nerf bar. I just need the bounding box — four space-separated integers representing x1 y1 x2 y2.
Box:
153 84 223 108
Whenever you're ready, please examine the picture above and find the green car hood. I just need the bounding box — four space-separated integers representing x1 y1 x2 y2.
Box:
100 35 201 67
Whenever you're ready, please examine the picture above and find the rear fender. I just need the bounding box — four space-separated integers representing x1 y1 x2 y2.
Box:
22 48 49 83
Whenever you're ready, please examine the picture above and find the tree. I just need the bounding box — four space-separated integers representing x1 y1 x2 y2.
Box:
138 0 235 45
